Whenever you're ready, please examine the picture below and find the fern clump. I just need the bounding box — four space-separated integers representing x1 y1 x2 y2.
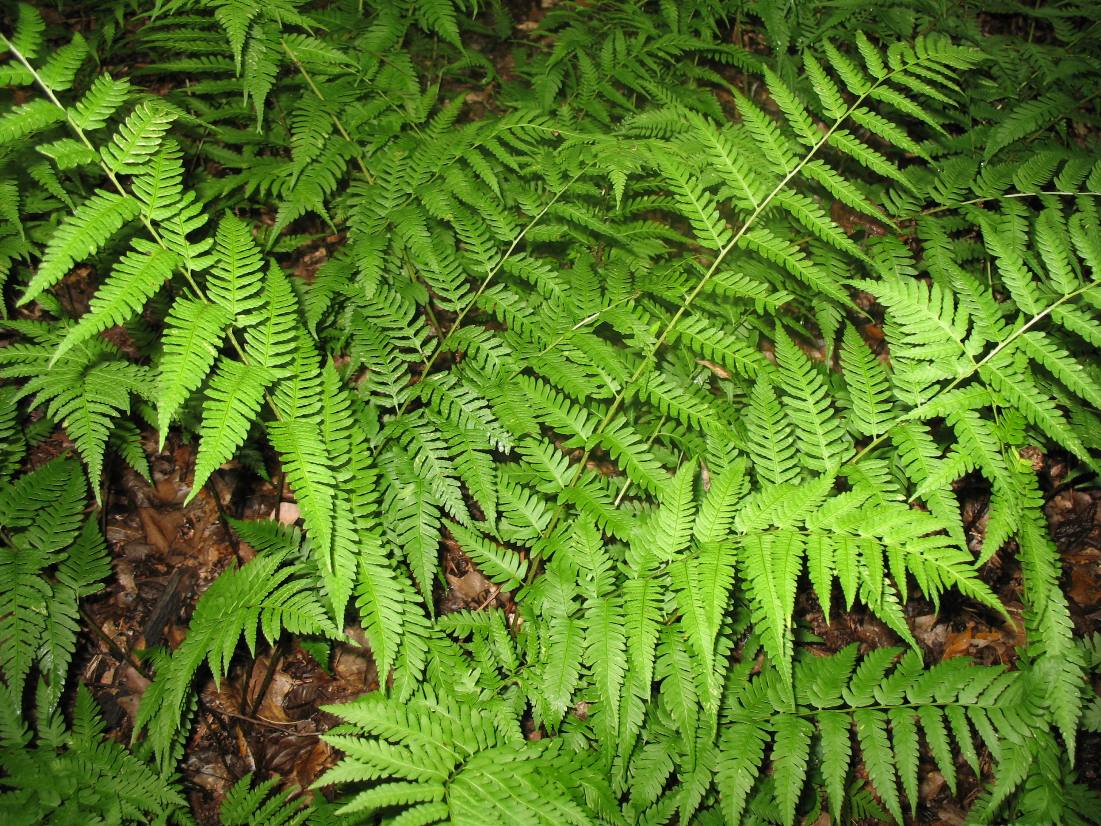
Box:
2 0 1100 822
0 683 188 824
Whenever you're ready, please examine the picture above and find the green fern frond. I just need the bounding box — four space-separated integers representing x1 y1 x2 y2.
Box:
136 551 336 768
213 0 259 73
0 459 105 707
188 356 272 500
670 315 770 378
985 93 1075 160
840 325 894 437
0 683 187 823
745 375 800 487
70 74 131 131
268 417 335 565
208 212 266 319
156 297 230 444
655 150 731 251
8 4 46 60
775 329 852 473
19 191 139 307
854 709 903 823
692 459 748 546
100 101 176 174
671 540 736 711
448 521 527 590
52 246 178 364
740 227 850 304
598 416 667 494
221 772 309 826
740 531 803 690
245 266 302 376
3 8 1098 824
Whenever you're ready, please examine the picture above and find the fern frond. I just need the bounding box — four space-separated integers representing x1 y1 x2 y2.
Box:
208 213 266 319
598 416 667 493
635 461 696 563
671 314 770 377
70 74 131 131
656 150 731 251
221 773 309 826
388 416 471 525
268 417 335 564
50 359 148 490
136 552 336 767
740 531 803 689
52 247 178 363
213 0 259 73
840 325 894 437
0 683 187 822
985 93 1074 160
156 297 230 445
862 275 972 392
623 575 662 689
671 540 736 710
981 349 1093 467
819 710 853 821
448 521 527 590
854 709 903 823
0 98 65 146
688 114 765 210
745 375 800 487
8 4 46 60
188 356 272 500
775 329 852 473
692 459 748 545
244 265 300 376
740 227 850 304
19 191 139 306
773 714 813 826
100 101 176 174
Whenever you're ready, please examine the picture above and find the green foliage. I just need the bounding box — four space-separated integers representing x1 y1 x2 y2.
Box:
220 771 344 825
0 459 105 709
0 684 187 824
2 0 1101 822
135 549 339 769
317 687 614 824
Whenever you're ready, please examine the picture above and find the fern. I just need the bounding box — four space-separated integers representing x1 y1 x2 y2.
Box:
136 550 338 768
18 191 140 306
840 324 894 437
0 684 187 824
220 772 335 826
318 687 612 824
188 356 272 499
207 212 266 318
0 459 96 705
1 334 152 492
70 74 132 131
774 328 853 473
51 246 178 363
3 3 1100 823
101 101 177 175
156 297 230 443
268 417 336 564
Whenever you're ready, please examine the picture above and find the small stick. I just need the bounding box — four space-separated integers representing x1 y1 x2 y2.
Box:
80 606 153 681
247 639 287 718
475 585 502 611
